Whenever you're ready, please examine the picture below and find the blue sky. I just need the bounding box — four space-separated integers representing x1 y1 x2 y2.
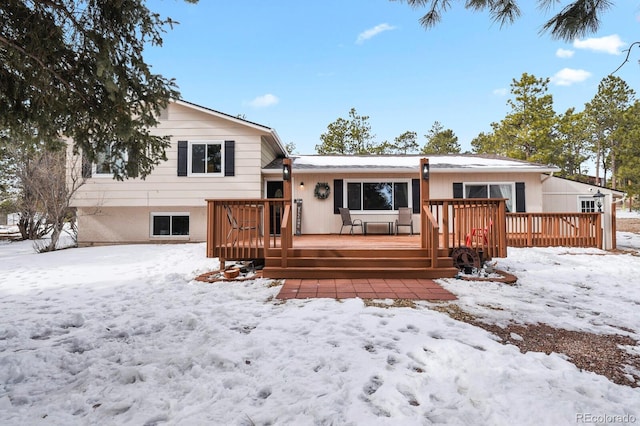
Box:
145 1 639 155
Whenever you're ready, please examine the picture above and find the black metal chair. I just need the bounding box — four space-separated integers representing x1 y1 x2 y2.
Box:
339 208 363 235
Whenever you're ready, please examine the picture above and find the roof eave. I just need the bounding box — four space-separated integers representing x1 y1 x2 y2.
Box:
262 166 560 174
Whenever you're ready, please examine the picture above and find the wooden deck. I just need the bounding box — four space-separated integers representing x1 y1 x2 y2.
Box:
205 161 606 280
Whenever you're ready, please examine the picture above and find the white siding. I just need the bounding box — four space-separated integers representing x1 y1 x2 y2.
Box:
77 206 207 245
542 176 601 212
72 102 274 208
429 172 543 212
285 171 544 234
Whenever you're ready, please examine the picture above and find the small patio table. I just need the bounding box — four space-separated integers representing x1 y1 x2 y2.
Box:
363 221 394 235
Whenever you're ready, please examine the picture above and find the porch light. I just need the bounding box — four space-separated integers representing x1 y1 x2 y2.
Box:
299 182 304 189
282 163 291 181
422 162 430 180
593 189 605 212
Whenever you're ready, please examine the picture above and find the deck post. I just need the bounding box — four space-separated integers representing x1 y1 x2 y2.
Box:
280 158 293 258
420 158 430 249
611 202 616 250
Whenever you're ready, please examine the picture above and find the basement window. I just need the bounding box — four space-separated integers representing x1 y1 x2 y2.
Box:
151 213 190 237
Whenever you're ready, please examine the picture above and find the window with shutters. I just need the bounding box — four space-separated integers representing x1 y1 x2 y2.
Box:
463 183 515 212
345 180 410 212
188 141 224 176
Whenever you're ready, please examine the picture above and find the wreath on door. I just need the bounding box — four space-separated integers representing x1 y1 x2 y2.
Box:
314 182 331 200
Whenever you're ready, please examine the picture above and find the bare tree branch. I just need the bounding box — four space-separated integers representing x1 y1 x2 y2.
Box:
611 41 640 75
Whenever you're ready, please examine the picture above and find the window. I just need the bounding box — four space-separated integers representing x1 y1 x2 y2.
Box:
579 198 596 213
93 144 127 177
95 147 112 175
151 213 189 237
346 180 409 211
464 183 514 212
188 141 223 176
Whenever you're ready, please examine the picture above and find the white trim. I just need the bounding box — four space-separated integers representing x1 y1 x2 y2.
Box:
150 212 190 238
186 140 224 177
577 196 596 213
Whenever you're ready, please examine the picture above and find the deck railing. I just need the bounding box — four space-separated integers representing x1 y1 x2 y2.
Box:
206 198 604 269
206 199 293 265
421 205 440 266
506 212 602 248
428 198 508 259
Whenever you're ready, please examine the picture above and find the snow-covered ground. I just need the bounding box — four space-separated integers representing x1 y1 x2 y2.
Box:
1 227 639 424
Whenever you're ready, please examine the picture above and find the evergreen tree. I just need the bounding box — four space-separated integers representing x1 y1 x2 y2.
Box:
394 0 618 41
614 100 640 200
316 108 378 154
555 108 591 179
0 0 197 180
421 121 460 154
472 73 558 165
393 131 420 154
584 76 636 188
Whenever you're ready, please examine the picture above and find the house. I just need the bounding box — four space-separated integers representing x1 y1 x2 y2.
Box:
71 99 287 246
262 155 559 236
70 99 619 278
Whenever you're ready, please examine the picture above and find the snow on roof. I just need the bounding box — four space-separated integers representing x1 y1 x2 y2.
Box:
269 155 560 173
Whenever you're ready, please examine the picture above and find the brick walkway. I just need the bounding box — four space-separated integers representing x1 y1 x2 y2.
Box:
276 278 456 301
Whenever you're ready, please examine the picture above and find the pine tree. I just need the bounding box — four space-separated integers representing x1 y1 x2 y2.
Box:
0 0 197 180
471 73 558 165
395 0 618 41
421 121 461 154
316 108 378 154
585 76 636 188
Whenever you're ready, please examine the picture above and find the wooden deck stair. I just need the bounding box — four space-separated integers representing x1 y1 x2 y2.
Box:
263 248 458 279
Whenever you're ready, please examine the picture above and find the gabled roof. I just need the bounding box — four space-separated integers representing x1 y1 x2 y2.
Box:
263 154 560 174
172 99 287 155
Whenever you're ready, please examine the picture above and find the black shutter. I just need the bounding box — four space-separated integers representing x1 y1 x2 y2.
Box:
224 140 235 177
453 182 463 199
333 179 343 214
177 141 187 176
515 182 526 212
412 179 420 214
81 153 92 178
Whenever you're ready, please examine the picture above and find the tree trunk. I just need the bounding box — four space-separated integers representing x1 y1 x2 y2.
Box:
611 150 617 190
595 143 601 185
43 222 64 252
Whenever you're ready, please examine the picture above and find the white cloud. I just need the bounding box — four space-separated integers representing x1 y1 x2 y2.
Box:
573 34 625 55
551 68 591 86
247 94 279 108
556 48 574 58
356 23 396 44
493 88 507 96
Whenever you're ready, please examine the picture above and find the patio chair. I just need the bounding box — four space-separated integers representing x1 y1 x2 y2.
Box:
465 219 492 247
395 207 413 235
339 207 363 235
225 205 262 244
